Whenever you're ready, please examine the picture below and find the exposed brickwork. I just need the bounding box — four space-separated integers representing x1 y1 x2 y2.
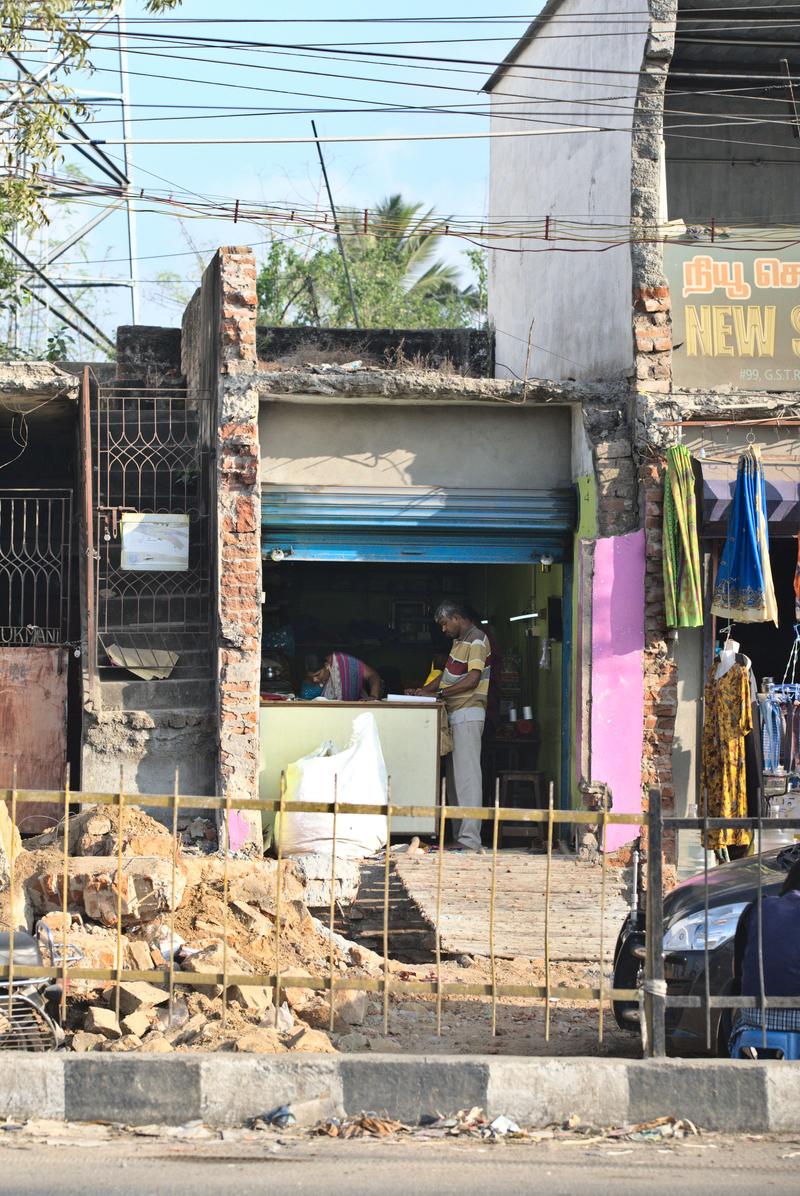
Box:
633 285 673 396
639 459 677 863
581 398 639 537
213 250 262 848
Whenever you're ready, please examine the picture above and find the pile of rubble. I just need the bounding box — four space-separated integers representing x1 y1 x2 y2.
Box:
2 804 385 1055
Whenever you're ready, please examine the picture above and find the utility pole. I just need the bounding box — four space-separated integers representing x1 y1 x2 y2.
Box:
311 120 360 328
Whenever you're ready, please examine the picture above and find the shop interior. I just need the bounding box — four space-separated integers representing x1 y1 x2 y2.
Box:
706 535 800 855
260 559 566 828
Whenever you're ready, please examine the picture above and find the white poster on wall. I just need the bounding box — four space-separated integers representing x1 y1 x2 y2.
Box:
120 513 190 572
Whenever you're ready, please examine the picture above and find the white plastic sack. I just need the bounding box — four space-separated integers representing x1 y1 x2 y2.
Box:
275 712 388 858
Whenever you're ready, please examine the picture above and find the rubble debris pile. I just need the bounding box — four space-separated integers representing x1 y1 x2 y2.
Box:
1 803 637 1058
1 804 382 1055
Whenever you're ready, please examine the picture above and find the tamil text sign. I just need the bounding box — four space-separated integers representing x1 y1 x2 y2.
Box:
665 233 800 390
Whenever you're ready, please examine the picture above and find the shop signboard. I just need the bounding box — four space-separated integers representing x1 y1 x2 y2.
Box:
665 230 800 390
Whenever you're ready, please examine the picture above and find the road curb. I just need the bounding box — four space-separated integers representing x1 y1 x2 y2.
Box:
1 1054 799 1130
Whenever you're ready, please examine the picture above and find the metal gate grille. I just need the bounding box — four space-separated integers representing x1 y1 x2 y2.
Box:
0 490 72 646
92 387 209 672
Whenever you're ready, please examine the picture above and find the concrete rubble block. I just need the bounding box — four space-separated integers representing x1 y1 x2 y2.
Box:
37 923 130 998
138 1034 174 1053
165 1012 208 1046
106 1034 144 1053
117 980 170 1016
68 806 175 859
121 1010 152 1039
230 899 273 937
235 1027 287 1054
84 1007 122 1039
347 944 383 975
336 1032 370 1053
229 983 273 1014
283 986 316 1014
329 990 367 1031
289 854 361 907
71 1031 104 1053
181 942 251 998
286 1026 337 1054
26 856 188 926
225 858 304 913
126 940 155 972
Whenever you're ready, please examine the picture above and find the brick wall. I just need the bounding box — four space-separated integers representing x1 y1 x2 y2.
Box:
639 459 677 864
182 247 263 850
215 249 262 850
633 285 672 397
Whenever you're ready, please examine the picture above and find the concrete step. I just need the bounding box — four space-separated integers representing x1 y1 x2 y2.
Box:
97 677 214 712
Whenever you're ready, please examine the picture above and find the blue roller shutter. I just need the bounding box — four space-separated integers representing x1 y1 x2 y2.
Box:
261 485 575 564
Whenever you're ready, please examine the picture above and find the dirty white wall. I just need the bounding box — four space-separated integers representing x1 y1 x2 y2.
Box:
260 401 573 489
487 0 651 382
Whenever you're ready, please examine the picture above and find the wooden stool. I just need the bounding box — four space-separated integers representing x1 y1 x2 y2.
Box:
497 770 546 849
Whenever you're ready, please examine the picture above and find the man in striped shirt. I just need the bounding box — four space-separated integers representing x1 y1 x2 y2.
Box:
412 600 491 851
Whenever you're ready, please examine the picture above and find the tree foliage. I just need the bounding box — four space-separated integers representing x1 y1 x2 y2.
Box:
256 195 485 330
0 1 181 345
1 2 180 232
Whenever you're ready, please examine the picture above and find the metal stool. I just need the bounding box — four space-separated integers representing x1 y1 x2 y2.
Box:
497 771 546 849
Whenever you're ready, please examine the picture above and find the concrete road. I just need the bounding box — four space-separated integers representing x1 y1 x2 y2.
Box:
0 1133 798 1195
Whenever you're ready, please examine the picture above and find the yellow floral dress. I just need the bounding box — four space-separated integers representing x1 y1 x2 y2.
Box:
700 662 753 851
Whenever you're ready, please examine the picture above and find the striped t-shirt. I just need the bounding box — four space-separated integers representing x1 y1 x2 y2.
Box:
440 625 491 713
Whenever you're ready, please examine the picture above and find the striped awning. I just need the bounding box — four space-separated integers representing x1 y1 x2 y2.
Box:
702 465 800 536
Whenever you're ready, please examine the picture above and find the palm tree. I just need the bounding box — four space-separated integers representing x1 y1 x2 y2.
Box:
336 195 478 325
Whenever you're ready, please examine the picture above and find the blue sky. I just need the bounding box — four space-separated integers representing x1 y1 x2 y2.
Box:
14 1 539 350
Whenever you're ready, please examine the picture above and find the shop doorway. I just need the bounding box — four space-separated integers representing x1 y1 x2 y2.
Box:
261 558 569 832
716 538 800 687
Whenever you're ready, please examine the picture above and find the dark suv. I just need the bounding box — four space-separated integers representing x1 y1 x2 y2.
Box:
612 847 797 1055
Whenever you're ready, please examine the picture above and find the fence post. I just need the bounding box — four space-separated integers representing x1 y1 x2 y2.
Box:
644 785 666 1058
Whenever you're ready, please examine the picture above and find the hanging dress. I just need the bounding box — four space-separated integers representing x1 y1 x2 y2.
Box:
710 444 778 625
662 444 703 628
700 661 753 852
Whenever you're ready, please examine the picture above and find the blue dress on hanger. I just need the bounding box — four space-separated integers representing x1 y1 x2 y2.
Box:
711 445 778 626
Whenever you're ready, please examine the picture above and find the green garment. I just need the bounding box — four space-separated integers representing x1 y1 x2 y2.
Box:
662 444 703 628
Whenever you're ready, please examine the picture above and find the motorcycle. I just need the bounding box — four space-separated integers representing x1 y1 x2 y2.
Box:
0 925 83 1051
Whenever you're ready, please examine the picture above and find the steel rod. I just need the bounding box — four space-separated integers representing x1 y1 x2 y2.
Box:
434 776 446 1037
645 786 666 1058
489 787 500 1037
114 767 125 1024
221 792 231 1028
329 776 339 1035
598 795 608 1044
168 768 179 1024
6 763 17 1020
273 771 286 1021
60 774 70 1022
544 781 554 1042
383 781 393 1036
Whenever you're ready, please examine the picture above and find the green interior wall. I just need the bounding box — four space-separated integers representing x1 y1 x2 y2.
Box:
478 563 564 803
569 475 598 808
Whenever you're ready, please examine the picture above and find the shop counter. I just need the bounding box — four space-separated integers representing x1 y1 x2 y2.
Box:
258 700 440 835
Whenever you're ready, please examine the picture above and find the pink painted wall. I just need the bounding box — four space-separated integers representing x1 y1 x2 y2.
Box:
590 530 645 852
